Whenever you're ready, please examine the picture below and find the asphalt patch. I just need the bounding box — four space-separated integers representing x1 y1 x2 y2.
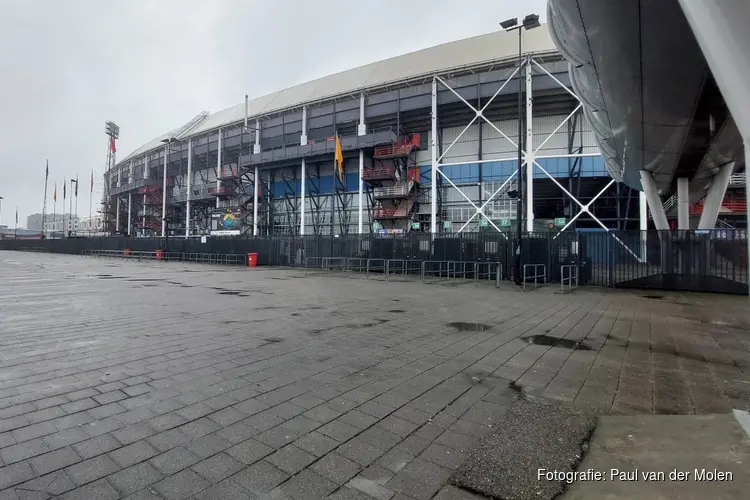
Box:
523 335 591 351
450 400 596 500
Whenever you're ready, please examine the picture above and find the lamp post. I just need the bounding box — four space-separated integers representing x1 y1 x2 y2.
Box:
501 13 540 285
0 196 3 228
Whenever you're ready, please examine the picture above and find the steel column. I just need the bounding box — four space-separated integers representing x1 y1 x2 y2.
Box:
161 146 168 237
300 107 308 145
639 190 647 261
430 77 438 234
698 162 734 229
358 149 364 233
253 166 259 235
640 170 669 230
677 177 690 229
216 129 222 209
300 159 306 235
185 139 192 238
116 196 120 233
525 57 534 232
358 93 366 136
254 120 261 154
127 192 132 236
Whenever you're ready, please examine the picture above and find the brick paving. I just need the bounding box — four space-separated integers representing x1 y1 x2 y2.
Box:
0 251 748 499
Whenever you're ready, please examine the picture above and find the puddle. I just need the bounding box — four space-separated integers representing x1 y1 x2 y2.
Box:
523 335 591 351
508 381 525 397
128 279 164 282
388 309 406 313
448 322 492 332
263 337 284 343
642 294 664 300
96 276 121 280
218 291 244 296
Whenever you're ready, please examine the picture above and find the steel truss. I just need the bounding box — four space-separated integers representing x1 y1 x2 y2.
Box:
430 56 637 258
332 158 353 235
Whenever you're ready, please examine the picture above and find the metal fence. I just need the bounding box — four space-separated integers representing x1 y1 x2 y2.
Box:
1 230 747 294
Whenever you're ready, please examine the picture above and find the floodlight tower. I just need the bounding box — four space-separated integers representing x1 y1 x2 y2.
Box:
104 121 120 234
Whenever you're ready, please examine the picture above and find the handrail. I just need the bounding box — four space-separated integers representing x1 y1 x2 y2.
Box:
560 264 578 294
523 263 546 291
385 259 422 281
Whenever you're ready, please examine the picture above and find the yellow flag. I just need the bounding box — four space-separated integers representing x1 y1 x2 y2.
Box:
334 135 344 182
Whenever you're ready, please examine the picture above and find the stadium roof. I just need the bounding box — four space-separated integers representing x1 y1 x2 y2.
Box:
120 26 556 164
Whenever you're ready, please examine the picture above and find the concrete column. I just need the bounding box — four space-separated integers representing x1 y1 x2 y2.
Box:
216 129 222 209
253 166 259 236
300 159 306 235
431 77 438 233
254 120 261 154
161 145 168 237
677 177 690 229
640 170 669 230
300 107 308 145
127 193 131 236
525 58 534 233
358 149 364 233
358 93 366 136
698 162 734 229
186 139 192 238
144 156 149 180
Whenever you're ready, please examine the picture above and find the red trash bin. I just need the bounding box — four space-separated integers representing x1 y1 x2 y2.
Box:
247 253 258 267
156 249 164 261
123 248 131 257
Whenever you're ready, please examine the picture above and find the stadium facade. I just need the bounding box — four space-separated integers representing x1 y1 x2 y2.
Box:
100 27 636 239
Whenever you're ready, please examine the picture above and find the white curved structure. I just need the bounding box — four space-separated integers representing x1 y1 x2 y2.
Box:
547 0 748 231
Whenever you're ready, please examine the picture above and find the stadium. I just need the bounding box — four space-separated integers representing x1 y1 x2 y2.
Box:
98 25 635 240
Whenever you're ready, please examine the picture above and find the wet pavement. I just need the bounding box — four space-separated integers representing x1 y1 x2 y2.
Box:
0 252 748 499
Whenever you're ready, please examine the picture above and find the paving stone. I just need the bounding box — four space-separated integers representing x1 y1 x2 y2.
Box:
385 474 440 500
357 401 394 419
303 405 343 424
232 460 289 495
243 410 284 432
432 485 487 499
0 432 18 449
338 410 379 430
61 399 98 414
149 446 200 475
0 461 36 490
51 412 94 431
108 462 164 496
232 398 270 416
214 421 258 444
294 431 339 457
337 438 387 467
25 406 66 425
360 463 396 486
191 452 244 483
72 434 122 459
116 407 157 426
43 428 90 451
317 420 360 442
153 468 211 500
112 422 157 445
29 446 81 475
13 422 57 443
377 448 415 474
146 412 187 433
179 417 221 439
108 440 159 468
326 486 379 500
311 452 362 485
65 454 120 485
146 428 191 453
66 389 99 402
80 416 124 437
266 444 316 474
348 476 396 500
121 489 164 500
1 438 50 464
193 478 255 500
186 434 231 459
359 426 403 451
208 407 248 427
255 426 300 449
88 402 127 419
17 470 76 496
57 478 120 500
420 443 466 470
176 403 214 421
225 438 274 465
93 390 128 405
280 469 337 500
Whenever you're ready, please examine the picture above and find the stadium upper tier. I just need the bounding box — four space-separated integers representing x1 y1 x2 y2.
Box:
547 0 745 202
117 28 558 165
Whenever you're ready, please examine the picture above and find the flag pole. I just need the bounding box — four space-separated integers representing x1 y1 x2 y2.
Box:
90 169 93 237
53 184 57 239
62 177 66 238
42 160 49 238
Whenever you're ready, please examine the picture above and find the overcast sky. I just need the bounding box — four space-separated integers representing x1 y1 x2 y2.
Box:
0 0 546 227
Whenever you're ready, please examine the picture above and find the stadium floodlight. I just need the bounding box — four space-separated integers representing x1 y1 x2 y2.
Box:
105 121 120 139
523 14 541 30
500 18 519 30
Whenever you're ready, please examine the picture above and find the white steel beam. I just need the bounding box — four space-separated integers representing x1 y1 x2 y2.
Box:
358 150 364 234
358 93 366 136
525 57 534 232
253 166 259 236
300 107 308 145
456 169 516 233
677 177 690 229
161 146 168 236
185 138 192 238
639 190 647 261
698 162 734 229
430 77 438 234
254 120 261 154
300 159 306 236
640 170 669 230
127 193 131 236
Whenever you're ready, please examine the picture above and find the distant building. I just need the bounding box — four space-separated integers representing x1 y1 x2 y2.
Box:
26 213 73 230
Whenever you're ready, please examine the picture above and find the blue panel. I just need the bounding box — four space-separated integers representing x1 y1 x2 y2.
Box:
345 172 359 191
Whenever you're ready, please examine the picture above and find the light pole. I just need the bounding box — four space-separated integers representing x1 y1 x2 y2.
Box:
501 13 540 285
0 196 3 228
